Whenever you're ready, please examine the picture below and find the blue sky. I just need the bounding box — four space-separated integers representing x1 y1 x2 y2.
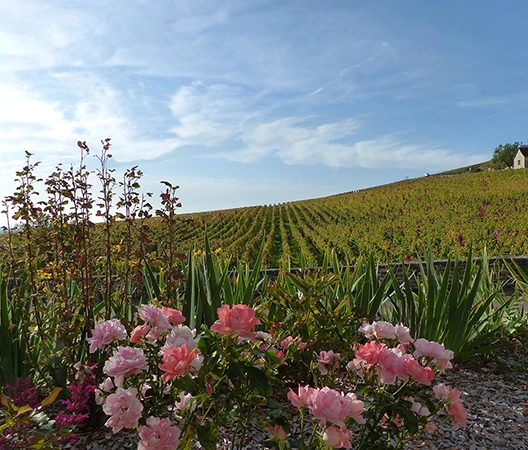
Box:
1 0 527 218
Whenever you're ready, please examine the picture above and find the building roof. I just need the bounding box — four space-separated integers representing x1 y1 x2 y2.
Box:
518 146 528 157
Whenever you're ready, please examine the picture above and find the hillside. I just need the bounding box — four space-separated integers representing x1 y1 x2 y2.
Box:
141 168 528 267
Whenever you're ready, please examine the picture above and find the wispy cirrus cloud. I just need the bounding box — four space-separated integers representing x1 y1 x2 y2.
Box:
457 93 528 107
167 82 485 171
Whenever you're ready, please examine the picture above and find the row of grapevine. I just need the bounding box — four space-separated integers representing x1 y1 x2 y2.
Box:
146 168 528 267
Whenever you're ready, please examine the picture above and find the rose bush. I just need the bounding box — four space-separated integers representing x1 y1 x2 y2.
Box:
89 306 467 449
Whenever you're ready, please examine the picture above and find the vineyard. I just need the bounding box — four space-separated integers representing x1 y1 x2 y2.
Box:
146 168 528 267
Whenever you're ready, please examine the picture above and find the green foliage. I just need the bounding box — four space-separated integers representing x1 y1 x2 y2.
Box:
386 249 513 359
492 142 522 168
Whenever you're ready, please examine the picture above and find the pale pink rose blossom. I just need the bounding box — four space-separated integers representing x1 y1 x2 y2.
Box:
358 321 375 338
161 326 197 354
322 426 353 449
395 324 414 344
425 421 437 434
280 336 295 349
130 324 150 344
158 344 201 382
161 307 186 326
309 387 366 428
210 304 261 338
373 321 397 340
103 387 143 433
139 305 172 338
410 401 431 417
317 350 341 375
433 384 461 403
174 392 196 414
287 385 314 408
346 359 366 373
103 346 148 387
266 425 287 440
377 349 407 384
95 377 115 405
253 331 272 341
138 416 181 450
88 319 127 353
405 356 434 386
413 339 454 370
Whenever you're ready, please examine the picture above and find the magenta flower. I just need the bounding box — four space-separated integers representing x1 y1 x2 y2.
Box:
87 319 127 353
103 346 148 386
309 387 366 428
103 387 143 433
210 304 261 338
323 426 353 449
138 416 181 450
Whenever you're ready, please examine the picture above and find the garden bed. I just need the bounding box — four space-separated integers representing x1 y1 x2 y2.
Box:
67 348 528 450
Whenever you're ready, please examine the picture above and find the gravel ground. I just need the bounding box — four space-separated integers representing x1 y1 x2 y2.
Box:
69 349 528 450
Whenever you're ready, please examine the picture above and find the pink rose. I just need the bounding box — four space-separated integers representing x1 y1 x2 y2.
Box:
139 305 172 339
103 387 143 433
358 321 375 338
405 357 434 386
323 426 353 449
433 383 467 427
413 339 454 370
130 324 150 344
138 416 181 450
287 385 314 408
373 321 397 340
377 350 407 385
161 326 197 354
88 319 127 353
309 387 366 428
395 324 414 344
425 421 437 434
266 425 287 440
210 304 261 338
174 392 196 414
354 341 387 365
317 350 341 375
158 344 201 382
103 346 148 386
410 401 431 417
161 307 186 326
449 400 468 428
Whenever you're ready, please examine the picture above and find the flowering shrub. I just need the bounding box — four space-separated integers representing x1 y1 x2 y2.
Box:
90 306 467 449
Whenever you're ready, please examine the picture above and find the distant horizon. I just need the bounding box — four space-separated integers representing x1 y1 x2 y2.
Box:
2 1 527 223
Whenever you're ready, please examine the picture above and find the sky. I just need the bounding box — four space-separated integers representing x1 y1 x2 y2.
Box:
1 0 527 221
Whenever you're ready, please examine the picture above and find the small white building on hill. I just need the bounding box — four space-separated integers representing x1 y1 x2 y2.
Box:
514 146 528 169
